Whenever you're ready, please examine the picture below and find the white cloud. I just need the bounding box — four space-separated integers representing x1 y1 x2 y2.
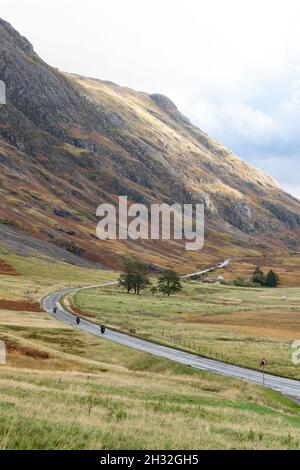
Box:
283 185 300 199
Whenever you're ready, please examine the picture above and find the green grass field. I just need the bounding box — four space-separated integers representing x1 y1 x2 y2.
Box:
0 251 116 302
73 282 300 379
1 249 300 449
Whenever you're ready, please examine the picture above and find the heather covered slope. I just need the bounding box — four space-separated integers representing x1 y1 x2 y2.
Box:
1 18 300 277
0 252 300 449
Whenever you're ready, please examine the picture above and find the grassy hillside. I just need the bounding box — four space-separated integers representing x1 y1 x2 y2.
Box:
0 249 116 301
73 281 300 379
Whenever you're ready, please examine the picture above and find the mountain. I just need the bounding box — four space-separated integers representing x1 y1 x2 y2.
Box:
1 18 300 281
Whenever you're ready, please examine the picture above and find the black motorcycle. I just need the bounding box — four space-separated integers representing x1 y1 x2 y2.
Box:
76 317 81 325
100 325 106 334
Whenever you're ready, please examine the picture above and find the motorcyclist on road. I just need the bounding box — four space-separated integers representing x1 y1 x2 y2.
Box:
76 316 81 325
53 307 57 314
100 324 106 334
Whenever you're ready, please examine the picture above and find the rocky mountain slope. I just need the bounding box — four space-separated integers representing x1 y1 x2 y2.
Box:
1 18 300 276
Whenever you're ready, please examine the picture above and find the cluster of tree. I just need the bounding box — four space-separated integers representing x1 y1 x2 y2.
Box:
233 267 280 288
252 267 280 287
152 269 182 297
118 259 182 296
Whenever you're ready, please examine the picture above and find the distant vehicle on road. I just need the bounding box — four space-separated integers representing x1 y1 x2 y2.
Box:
101 325 106 334
76 316 81 325
218 260 230 268
53 307 57 314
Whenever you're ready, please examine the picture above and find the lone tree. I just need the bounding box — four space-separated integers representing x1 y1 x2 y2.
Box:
265 270 280 288
118 272 135 293
157 269 182 296
251 266 265 286
118 258 151 295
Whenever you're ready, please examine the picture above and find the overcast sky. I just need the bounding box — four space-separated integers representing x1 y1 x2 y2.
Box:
2 0 300 197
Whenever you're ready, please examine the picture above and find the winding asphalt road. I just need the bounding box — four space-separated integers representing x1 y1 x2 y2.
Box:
43 281 300 400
